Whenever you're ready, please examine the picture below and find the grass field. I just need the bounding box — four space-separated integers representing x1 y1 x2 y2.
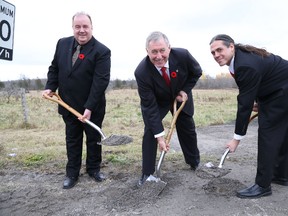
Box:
0 89 238 172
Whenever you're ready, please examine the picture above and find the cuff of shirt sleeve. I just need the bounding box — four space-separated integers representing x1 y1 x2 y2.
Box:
233 133 245 140
154 131 165 138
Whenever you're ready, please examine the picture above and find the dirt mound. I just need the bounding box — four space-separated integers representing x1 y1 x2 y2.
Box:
196 166 231 179
203 178 246 197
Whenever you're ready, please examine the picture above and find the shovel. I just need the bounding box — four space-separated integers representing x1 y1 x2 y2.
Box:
156 99 187 178
197 113 259 179
139 99 186 195
217 113 259 168
43 92 133 146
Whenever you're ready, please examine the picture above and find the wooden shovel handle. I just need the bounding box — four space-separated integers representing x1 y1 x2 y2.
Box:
157 99 187 178
43 92 108 140
249 113 258 123
43 92 82 119
165 99 187 144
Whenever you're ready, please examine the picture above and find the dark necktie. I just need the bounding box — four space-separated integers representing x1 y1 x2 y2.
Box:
161 67 170 86
72 45 81 66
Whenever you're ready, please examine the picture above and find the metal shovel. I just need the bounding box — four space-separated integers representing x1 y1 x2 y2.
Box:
139 99 186 195
43 92 133 146
218 148 230 168
217 113 259 168
197 112 259 179
156 99 187 178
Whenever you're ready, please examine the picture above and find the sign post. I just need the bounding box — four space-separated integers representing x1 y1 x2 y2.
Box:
0 0 15 61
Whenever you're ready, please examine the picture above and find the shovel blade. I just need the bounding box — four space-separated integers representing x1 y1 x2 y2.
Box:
140 179 167 196
196 164 231 179
98 134 133 146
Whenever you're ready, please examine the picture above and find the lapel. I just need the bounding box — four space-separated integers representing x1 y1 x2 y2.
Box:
67 39 76 77
168 58 179 98
150 64 171 93
68 38 95 76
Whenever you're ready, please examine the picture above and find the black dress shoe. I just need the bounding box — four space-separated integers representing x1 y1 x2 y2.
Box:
89 172 106 182
190 163 199 171
272 177 288 186
137 174 150 187
237 184 272 199
63 177 78 189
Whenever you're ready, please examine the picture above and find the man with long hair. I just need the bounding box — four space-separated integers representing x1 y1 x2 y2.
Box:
210 34 288 198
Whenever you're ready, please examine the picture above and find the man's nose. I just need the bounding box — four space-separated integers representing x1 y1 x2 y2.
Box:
155 52 163 58
214 51 220 58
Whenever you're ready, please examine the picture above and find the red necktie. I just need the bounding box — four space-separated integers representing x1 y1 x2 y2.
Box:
161 67 170 86
230 71 235 78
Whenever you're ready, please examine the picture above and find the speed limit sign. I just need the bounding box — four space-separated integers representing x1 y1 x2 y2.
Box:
0 0 15 61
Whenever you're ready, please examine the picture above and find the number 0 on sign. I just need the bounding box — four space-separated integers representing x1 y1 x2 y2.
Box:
0 0 16 61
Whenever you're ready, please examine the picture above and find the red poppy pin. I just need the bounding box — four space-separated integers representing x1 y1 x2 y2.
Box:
171 71 177 78
78 54 85 60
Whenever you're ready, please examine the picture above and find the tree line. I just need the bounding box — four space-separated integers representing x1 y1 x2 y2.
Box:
0 73 237 103
1 77 237 91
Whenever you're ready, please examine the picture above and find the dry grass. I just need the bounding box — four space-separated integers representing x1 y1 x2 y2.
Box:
194 89 238 126
0 89 238 172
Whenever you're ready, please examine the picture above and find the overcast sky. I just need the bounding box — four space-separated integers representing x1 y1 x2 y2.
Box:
1 0 288 81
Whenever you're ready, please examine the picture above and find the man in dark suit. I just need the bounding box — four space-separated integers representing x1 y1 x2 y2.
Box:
42 12 111 189
210 34 288 198
134 31 202 186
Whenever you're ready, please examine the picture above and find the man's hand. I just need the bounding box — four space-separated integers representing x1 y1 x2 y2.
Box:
252 102 258 112
42 89 52 97
176 90 188 102
78 109 92 123
157 136 170 152
226 139 240 153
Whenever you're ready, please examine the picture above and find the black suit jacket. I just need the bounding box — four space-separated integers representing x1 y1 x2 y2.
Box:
45 36 111 116
233 48 288 135
134 48 202 135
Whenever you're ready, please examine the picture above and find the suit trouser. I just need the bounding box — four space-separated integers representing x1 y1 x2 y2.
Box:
142 111 200 175
62 113 103 178
256 92 288 187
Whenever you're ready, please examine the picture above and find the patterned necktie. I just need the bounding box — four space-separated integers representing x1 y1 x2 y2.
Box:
72 45 81 66
161 67 170 86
